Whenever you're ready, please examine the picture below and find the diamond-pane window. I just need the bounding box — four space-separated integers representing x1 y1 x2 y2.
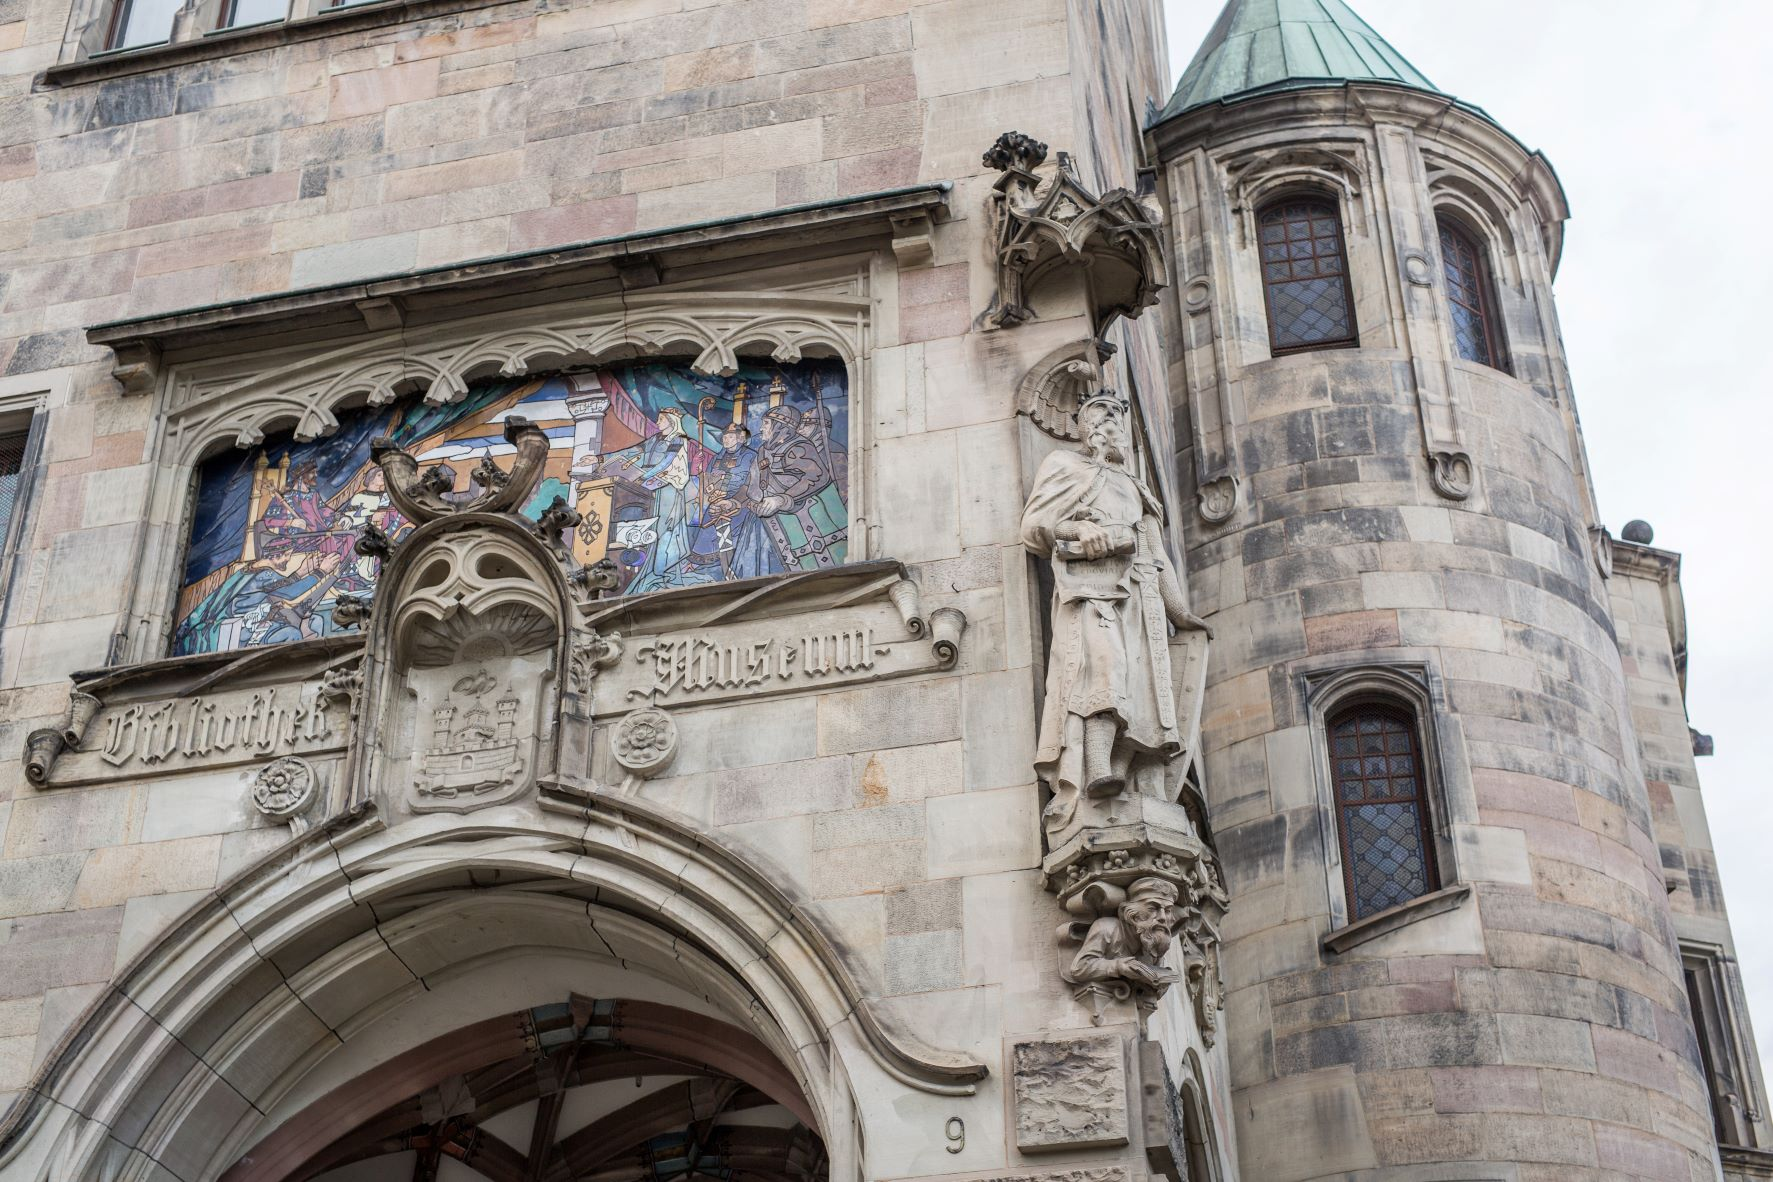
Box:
1328 704 1439 920
1257 198 1356 352
1438 217 1505 370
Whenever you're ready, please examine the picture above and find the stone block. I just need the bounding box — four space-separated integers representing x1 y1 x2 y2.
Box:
1304 609 1400 654
852 741 963 806
925 786 1040 878
1496 1013 1595 1070
817 677 960 755
959 667 1036 792
3 787 131 858
883 929 962 994
673 697 819 775
0 854 84 919
71 836 222 909
810 838 923 898
812 802 924 850
705 755 852 825
1234 1066 1378 1182
884 877 960 935
0 907 122 1001
1011 1031 1129 1151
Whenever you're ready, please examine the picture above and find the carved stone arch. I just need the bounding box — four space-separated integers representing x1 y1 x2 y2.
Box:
1224 142 1370 247
1175 1049 1223 1182
160 291 871 470
0 801 986 1182
1423 151 1526 287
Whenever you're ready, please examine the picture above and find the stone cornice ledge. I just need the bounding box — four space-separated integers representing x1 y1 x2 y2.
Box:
1321 883 1472 956
87 183 951 361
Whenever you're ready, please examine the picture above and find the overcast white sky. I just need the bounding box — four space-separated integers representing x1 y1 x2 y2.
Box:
1159 0 1773 1074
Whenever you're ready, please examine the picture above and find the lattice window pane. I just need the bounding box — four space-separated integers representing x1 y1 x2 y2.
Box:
1329 705 1438 919
1258 199 1355 352
1438 218 1500 368
0 429 27 546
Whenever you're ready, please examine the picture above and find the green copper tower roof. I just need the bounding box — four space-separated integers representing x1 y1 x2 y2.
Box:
1158 0 1443 122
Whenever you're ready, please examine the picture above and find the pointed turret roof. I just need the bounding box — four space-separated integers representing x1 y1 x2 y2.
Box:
1157 0 1442 123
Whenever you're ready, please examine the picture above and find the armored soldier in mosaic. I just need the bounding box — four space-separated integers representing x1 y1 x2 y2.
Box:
0 0 1765 1178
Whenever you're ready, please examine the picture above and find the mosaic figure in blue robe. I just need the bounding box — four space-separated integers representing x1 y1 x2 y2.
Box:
699 422 783 580
628 407 708 593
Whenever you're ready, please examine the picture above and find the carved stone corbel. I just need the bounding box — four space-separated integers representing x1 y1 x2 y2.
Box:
981 131 1166 331
890 210 935 268
110 339 161 397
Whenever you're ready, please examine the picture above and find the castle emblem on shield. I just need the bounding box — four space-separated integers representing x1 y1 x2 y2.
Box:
414 668 528 803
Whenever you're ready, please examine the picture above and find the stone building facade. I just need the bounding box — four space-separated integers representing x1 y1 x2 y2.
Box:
0 0 1764 1179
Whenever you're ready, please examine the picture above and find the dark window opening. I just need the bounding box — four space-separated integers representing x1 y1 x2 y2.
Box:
1257 198 1356 353
1328 702 1438 920
0 429 28 546
1437 217 1506 370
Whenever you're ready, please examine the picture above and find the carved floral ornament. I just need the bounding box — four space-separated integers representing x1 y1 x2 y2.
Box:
981 132 1166 332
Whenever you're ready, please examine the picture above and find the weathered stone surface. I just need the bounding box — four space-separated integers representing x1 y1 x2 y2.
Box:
1011 1032 1129 1152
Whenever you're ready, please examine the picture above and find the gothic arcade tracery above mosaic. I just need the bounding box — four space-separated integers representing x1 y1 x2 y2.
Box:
173 358 851 656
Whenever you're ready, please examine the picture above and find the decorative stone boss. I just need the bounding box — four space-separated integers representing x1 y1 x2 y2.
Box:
1021 390 1225 1031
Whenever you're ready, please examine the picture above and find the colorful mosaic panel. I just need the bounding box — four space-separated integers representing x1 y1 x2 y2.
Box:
173 359 850 656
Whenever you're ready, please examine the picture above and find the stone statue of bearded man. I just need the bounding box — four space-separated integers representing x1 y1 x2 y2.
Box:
1020 392 1211 831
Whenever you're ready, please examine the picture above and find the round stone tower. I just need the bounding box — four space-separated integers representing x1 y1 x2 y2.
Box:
1149 3 1716 1178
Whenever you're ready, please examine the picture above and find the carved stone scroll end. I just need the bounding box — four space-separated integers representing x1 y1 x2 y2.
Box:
1197 475 1238 524
23 728 65 786
1428 449 1474 500
928 607 966 669
887 578 924 636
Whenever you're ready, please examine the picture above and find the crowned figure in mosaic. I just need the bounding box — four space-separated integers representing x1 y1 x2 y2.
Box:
1020 391 1211 835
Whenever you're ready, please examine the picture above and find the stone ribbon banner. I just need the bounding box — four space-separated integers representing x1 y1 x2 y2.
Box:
48 683 342 785
594 604 941 712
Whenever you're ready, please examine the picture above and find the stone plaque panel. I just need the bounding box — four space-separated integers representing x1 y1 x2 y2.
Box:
1011 1032 1130 1152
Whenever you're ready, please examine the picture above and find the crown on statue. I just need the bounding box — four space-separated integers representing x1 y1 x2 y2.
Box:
1078 388 1129 418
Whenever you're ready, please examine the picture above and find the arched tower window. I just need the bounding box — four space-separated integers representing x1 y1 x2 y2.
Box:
1257 197 1356 353
1437 216 1505 369
1328 702 1439 920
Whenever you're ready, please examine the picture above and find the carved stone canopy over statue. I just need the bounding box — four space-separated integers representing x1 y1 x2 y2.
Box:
981 132 1166 330
1020 391 1211 833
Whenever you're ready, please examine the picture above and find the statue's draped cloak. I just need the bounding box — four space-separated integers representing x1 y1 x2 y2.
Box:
1020 449 1180 809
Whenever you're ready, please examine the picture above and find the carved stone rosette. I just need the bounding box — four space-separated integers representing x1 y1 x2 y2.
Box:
252 755 318 826
982 132 1166 331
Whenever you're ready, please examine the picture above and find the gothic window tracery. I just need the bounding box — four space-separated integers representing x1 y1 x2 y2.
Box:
1327 702 1439 920
1437 216 1506 370
1256 197 1356 353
